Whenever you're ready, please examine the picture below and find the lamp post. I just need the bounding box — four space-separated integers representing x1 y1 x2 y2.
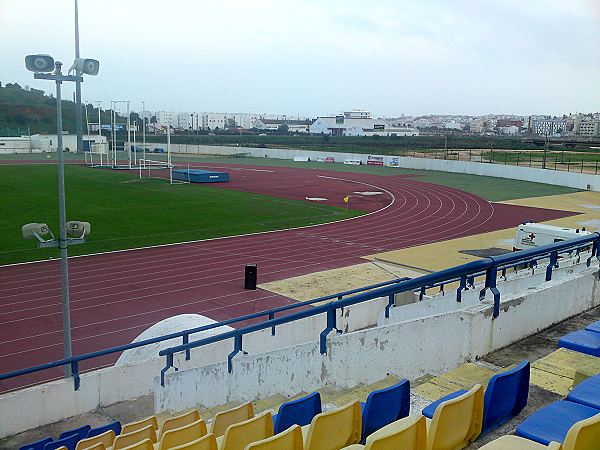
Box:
24 53 98 377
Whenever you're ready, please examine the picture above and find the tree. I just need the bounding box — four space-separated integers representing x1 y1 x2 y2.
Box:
277 123 289 133
226 117 238 129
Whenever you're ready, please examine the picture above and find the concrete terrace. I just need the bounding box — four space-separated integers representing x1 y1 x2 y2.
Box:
2 304 599 449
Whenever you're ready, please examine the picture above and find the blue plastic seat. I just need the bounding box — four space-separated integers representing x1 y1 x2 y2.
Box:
19 437 53 450
558 330 600 357
422 361 530 433
361 379 410 442
273 392 322 434
515 400 600 445
43 434 79 450
59 424 91 441
567 373 600 409
88 420 121 438
585 320 600 334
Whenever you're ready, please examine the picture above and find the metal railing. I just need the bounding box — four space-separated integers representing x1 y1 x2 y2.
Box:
0 276 409 391
158 234 600 386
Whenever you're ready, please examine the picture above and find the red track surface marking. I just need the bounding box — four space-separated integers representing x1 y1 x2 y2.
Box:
0 163 576 391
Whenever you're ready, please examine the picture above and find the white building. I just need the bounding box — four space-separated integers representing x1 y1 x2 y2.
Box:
176 113 200 131
253 118 313 133
201 113 227 130
309 111 418 136
574 115 600 137
154 111 176 128
0 134 109 154
531 117 566 137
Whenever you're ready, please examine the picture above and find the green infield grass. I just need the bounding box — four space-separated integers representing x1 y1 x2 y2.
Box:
0 164 363 265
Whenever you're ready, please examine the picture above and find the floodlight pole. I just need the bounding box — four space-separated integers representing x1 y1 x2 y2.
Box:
34 63 82 378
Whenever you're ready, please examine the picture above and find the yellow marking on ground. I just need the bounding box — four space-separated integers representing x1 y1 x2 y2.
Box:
327 375 402 406
259 262 424 303
530 348 600 396
414 363 495 401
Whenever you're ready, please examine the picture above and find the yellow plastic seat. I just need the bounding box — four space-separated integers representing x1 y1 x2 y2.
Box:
121 416 159 435
478 436 561 449
158 418 208 450
160 409 201 438
302 401 362 450
209 402 254 438
118 438 154 450
113 424 157 449
342 415 427 450
562 412 600 450
243 424 303 450
215 412 273 450
426 384 484 450
75 430 115 450
170 434 219 450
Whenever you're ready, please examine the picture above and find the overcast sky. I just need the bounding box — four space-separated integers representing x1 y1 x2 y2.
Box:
1 0 599 117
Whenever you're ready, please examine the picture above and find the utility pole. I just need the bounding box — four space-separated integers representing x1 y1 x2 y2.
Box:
74 0 83 154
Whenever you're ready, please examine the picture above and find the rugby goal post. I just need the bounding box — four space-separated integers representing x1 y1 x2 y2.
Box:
84 142 110 167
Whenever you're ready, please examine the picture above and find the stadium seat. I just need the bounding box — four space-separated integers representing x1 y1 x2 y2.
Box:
361 379 410 441
516 400 600 445
87 421 121 439
112 424 157 449
117 438 153 450
159 410 201 438
341 415 427 450
478 436 561 449
422 361 530 433
243 424 304 450
558 330 600 357
426 384 484 450
19 437 53 450
158 419 208 450
75 430 115 450
273 392 322 434
170 434 218 450
216 412 273 450
561 412 600 450
44 434 79 450
209 402 254 438
302 401 362 450
59 425 92 441
567 373 600 409
121 416 158 435
584 320 600 334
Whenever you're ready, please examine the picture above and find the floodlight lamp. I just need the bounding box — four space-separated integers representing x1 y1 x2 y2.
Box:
71 58 100 76
22 223 52 240
66 221 91 238
25 54 55 73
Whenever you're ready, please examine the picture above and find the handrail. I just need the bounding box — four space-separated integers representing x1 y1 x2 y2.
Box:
0 275 409 391
158 233 600 386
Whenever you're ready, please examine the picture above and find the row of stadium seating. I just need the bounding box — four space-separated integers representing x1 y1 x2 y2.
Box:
22 359 539 450
558 319 600 357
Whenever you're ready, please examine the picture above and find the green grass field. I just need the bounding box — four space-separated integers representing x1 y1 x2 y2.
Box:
0 165 362 265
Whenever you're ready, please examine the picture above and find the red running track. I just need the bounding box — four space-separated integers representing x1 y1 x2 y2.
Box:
0 163 576 391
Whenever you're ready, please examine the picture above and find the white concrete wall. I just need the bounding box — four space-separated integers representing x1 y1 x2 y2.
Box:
154 261 600 413
168 144 600 191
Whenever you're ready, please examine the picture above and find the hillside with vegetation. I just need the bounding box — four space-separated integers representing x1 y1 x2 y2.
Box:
0 81 117 136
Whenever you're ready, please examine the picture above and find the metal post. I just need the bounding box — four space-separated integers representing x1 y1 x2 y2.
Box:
54 62 73 377
142 101 146 168
74 0 83 154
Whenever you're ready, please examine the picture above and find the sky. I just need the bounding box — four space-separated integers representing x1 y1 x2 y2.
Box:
0 0 599 117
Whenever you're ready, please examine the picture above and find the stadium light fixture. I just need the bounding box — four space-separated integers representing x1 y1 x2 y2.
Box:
25 52 99 378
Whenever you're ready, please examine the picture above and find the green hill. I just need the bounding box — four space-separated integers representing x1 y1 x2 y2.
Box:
0 81 118 136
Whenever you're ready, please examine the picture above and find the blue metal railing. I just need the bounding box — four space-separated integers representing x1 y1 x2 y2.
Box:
1 234 598 392
0 276 409 391
158 234 600 386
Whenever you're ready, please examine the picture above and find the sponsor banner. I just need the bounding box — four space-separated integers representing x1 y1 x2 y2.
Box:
367 155 385 166
317 156 336 163
344 159 361 165
293 156 310 162
388 156 399 167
